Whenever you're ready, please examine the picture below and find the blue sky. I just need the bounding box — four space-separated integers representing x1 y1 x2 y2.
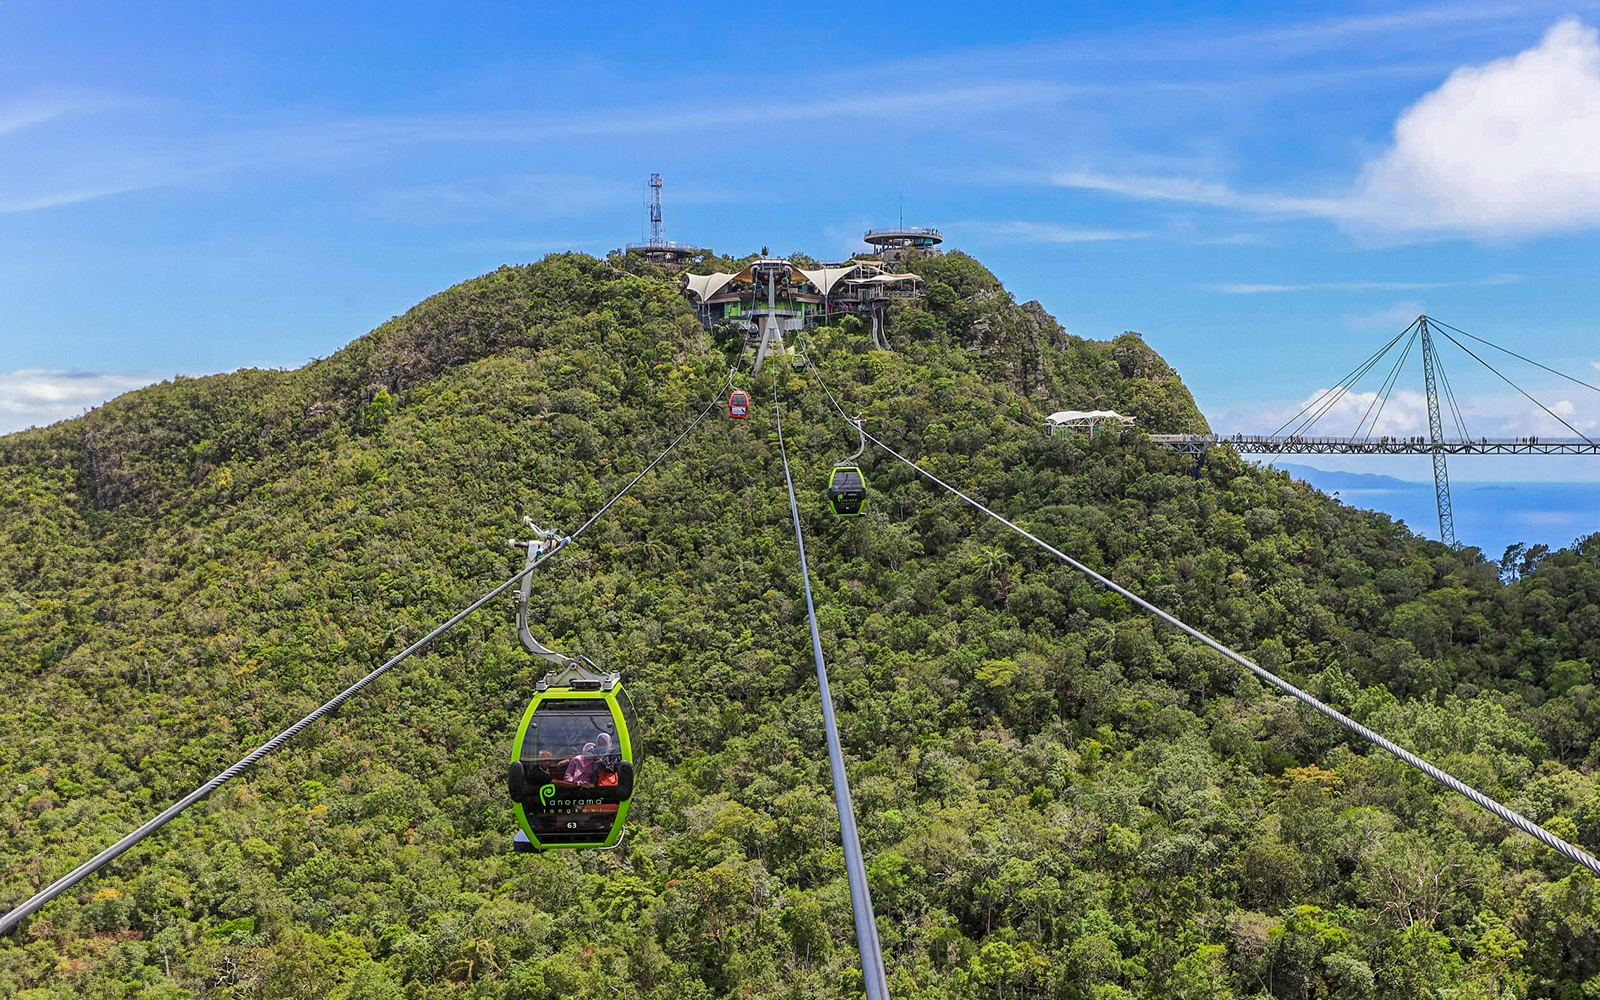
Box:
2 0 1600 484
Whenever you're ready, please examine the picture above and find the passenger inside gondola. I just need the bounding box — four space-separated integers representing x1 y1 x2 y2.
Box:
526 702 618 789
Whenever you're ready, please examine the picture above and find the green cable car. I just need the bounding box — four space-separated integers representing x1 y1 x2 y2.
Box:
827 466 866 516
826 416 868 517
508 674 637 850
505 521 638 851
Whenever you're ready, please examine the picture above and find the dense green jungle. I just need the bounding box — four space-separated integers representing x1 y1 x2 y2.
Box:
2 249 1598 1000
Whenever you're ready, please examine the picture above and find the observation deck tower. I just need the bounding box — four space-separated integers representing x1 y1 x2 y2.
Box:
626 172 699 268
862 226 942 266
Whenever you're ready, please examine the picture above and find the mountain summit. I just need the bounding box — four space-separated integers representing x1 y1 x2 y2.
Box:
2 251 1597 998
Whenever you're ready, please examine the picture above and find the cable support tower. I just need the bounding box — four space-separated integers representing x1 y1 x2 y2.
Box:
0 368 738 936
1417 318 1457 546
772 382 891 1000
798 352 1600 879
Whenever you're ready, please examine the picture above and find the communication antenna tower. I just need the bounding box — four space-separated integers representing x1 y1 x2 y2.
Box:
627 172 697 267
648 172 664 244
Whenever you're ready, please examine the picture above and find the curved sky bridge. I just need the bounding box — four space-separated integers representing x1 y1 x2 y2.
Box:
1152 434 1600 456
1152 315 1599 545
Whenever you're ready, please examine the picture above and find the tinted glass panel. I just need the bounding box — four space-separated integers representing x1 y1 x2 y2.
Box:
615 689 641 767
522 701 622 838
524 702 619 788
831 470 863 490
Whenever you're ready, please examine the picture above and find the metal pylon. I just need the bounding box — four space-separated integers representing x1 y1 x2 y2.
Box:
751 264 783 375
1418 317 1456 546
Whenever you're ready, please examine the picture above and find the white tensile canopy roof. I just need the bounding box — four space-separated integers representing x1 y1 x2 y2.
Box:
682 271 739 302
683 260 922 302
1046 409 1135 425
799 263 869 296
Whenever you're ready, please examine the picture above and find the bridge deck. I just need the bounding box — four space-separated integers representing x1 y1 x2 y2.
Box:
1151 435 1600 456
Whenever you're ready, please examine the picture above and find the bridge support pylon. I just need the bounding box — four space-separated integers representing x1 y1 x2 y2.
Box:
1418 317 1456 547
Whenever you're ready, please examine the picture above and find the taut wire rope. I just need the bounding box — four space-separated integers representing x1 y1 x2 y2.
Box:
772 379 891 1000
0 366 737 935
800 352 1600 878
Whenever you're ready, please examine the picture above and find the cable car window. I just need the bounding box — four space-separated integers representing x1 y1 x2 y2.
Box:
615 688 641 767
524 701 618 788
832 470 862 490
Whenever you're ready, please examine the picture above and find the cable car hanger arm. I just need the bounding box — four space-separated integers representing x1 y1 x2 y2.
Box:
509 517 577 669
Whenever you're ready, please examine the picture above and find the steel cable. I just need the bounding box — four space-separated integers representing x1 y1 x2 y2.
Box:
772 381 891 1000
1429 317 1600 396
1355 328 1417 440
0 367 736 936
1275 321 1414 438
800 352 1600 878
1433 328 1594 444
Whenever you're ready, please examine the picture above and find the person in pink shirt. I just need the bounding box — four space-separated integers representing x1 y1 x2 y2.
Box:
563 742 598 784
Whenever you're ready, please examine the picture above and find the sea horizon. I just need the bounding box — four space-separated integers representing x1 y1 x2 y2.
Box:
1275 463 1599 558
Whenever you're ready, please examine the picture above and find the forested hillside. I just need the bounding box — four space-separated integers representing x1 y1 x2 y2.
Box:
1 250 1597 999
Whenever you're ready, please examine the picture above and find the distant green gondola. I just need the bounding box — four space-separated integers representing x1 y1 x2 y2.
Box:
826 415 868 517
827 466 867 516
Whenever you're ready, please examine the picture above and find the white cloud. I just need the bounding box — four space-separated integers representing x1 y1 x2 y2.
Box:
1051 19 1600 242
1218 386 1598 440
1051 170 1341 216
0 369 163 434
1198 275 1517 293
1234 387 1432 438
1205 281 1434 294
0 97 77 136
1346 18 1600 238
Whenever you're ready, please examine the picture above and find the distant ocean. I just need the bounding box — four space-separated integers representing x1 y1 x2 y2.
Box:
1274 464 1600 557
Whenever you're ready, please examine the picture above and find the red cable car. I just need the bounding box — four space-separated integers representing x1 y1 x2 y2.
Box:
728 390 750 418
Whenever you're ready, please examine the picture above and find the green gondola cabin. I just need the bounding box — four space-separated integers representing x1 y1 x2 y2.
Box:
508 676 638 850
827 466 866 516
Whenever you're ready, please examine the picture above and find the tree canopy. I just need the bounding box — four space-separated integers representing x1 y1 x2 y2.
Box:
1 251 1597 999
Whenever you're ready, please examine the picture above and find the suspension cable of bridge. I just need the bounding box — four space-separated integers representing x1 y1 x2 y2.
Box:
1429 316 1600 397
1431 325 1594 445
1274 320 1414 438
0 367 737 937
772 380 891 1000
800 353 1600 879
1353 325 1418 440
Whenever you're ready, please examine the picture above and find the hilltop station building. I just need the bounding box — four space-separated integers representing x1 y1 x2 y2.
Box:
681 228 942 370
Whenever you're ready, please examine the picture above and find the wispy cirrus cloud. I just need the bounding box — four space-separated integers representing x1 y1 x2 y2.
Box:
1053 171 1343 217
1199 274 1520 293
0 369 164 434
0 97 80 136
1 77 1080 216
1350 301 1428 330
958 220 1149 243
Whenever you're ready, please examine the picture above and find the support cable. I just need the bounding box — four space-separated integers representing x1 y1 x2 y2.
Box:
1434 345 1472 441
1273 322 1413 438
0 368 736 936
1433 328 1594 444
772 382 891 1000
1355 329 1418 440
1429 317 1600 396
1290 329 1410 439
800 353 1600 878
